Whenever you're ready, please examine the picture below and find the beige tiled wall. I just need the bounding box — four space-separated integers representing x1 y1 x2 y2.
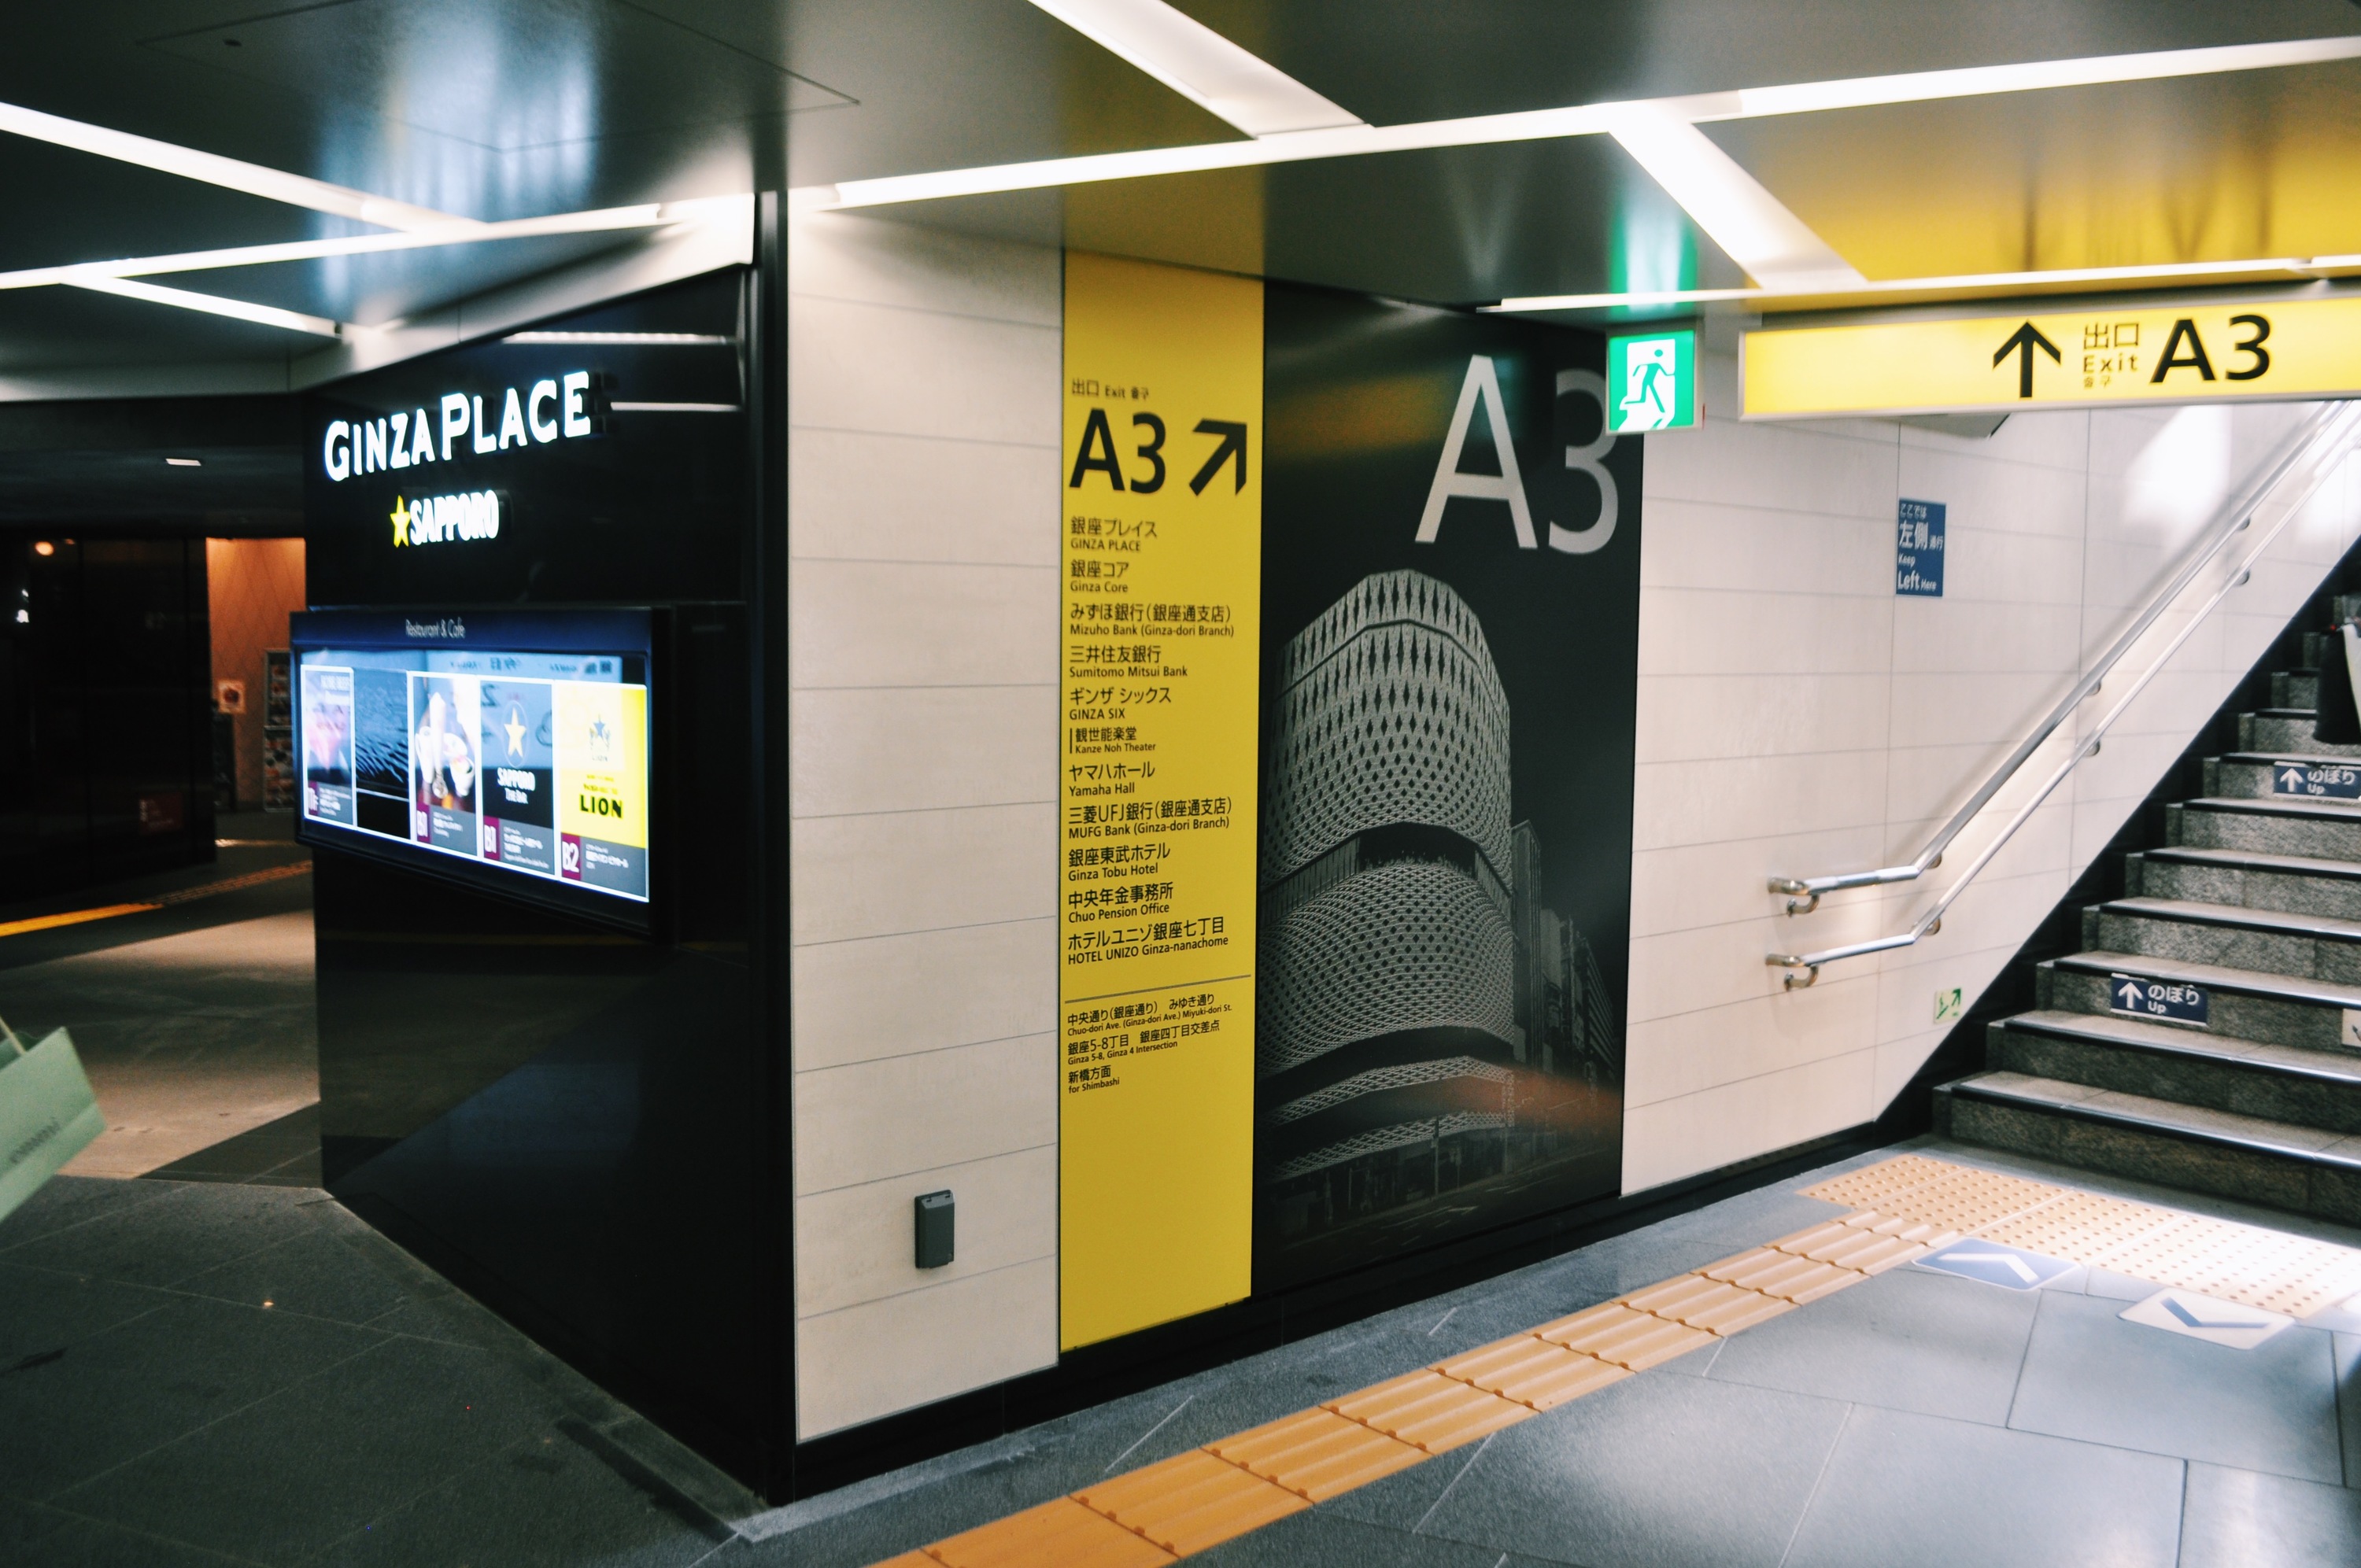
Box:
1624 356 2361 1194
787 206 1062 1438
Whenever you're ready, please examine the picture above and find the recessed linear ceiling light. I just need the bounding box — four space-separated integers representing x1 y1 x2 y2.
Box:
1022 0 1360 135
1602 105 1862 290
164 457 201 467
0 101 471 231
1487 253 2361 314
816 34 2361 209
502 331 733 345
0 201 702 293
67 275 345 337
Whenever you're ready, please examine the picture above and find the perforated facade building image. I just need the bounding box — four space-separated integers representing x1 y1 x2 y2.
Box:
1258 569 1613 1248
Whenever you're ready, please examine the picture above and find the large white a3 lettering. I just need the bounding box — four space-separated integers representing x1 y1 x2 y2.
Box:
1415 356 1616 554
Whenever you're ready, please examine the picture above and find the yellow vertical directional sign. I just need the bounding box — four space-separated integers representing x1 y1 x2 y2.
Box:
1059 253 1262 1350
1743 297 2361 419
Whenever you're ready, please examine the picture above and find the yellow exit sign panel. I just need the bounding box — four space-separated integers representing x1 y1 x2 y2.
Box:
1743 298 2361 419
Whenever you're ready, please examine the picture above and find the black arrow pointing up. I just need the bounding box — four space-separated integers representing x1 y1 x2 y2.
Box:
1993 322 2062 399
1188 419 1248 496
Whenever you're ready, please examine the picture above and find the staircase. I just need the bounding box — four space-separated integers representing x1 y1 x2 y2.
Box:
1938 601 2361 1226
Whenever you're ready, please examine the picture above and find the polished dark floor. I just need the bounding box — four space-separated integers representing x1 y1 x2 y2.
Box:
7 1137 2361 1566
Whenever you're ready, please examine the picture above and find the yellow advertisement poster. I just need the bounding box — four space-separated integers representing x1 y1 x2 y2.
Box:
1745 297 2361 419
1060 253 1262 1350
554 681 648 849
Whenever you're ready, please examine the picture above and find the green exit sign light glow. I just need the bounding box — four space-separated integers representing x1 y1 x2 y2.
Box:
1606 327 1696 432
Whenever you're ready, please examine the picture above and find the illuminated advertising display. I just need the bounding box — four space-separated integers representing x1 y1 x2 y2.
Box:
292 607 652 921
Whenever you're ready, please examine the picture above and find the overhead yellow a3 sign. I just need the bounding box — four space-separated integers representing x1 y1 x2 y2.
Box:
1743 297 2361 419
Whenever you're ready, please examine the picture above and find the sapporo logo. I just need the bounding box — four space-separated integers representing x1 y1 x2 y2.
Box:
1417 356 1617 554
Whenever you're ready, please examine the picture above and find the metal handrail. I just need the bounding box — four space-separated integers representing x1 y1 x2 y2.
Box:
1767 399 2361 988
1767 402 2349 921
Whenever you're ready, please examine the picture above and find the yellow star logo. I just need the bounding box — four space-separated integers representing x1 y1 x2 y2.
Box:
504 705 527 756
390 496 412 546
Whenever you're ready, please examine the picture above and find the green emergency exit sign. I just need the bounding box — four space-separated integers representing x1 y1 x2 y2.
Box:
1606 327 1696 431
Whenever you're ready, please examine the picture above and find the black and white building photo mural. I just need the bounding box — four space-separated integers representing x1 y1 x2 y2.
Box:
1256 285 1643 1290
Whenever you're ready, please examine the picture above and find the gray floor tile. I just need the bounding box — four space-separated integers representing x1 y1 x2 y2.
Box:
1780 1405 2182 1568
0 1260 172 1365
2008 1289 2343 1482
1706 1266 2039 1426
0 1175 179 1249
1196 1507 1564 1567
0 1180 324 1290
52 1332 566 1564
11 1512 267 1566
1317 1430 1497 1534
0 1292 385 1501
0 1494 76 1557
306 1424 731 1566
172 1225 415 1330
1416 1367 1851 1568
2179 1462 2361 1568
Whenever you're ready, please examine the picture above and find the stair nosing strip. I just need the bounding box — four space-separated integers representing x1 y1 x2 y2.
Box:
2182 795 2361 820
2141 847 2361 882
1946 1075 2361 1170
2097 897 2361 943
2050 950 2361 1009
1996 1015 2361 1087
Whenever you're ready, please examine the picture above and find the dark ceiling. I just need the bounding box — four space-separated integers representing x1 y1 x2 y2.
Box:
0 2 2356 391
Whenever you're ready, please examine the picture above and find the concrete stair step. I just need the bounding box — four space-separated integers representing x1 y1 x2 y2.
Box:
2242 710 2361 758
2207 753 2361 801
2172 797 2361 861
2134 846 2361 923
2088 896 2361 984
2271 670 2322 709
1992 1009 2361 1134
2045 949 2361 1053
1937 1069 2361 1225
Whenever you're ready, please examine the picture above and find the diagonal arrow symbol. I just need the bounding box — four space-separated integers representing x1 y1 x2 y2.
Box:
2161 1296 2272 1331
1993 322 2063 399
1940 1250 2039 1283
1187 419 1248 496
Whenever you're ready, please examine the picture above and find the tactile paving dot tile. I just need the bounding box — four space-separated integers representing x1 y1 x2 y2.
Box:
1533 1302 1716 1369
926 1496 1177 1568
1434 1334 1630 1411
1206 1408 1427 1502
1800 1154 1954 1208
1981 1191 2174 1258
1325 1370 1532 1454
1073 1449 1306 1557
1887 1168 2064 1233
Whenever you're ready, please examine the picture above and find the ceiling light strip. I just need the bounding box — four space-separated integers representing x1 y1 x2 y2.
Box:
1487 254 2359 313
1022 0 1361 135
0 202 695 292
0 101 472 232
65 275 345 337
819 34 2361 208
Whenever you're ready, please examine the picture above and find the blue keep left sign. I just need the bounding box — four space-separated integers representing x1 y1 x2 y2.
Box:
1896 498 1945 597
1915 1239 2078 1291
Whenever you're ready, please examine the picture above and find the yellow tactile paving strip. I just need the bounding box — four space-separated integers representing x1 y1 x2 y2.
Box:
870 1154 2361 1566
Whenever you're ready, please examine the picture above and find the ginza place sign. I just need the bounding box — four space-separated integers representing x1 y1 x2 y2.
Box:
323 371 598 481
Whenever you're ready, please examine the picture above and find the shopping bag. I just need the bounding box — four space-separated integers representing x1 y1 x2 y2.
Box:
0 1015 105 1226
